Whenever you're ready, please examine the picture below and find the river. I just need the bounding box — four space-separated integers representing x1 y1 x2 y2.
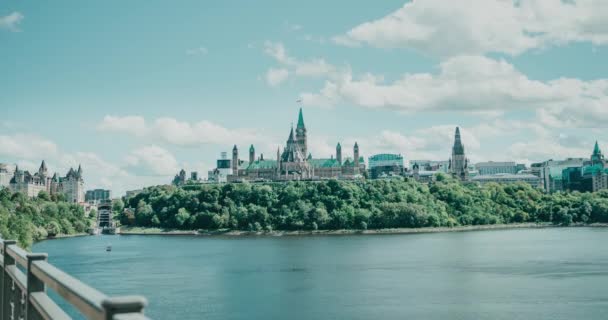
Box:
33 228 608 319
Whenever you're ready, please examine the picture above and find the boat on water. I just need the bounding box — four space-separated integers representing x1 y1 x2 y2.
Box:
106 245 112 252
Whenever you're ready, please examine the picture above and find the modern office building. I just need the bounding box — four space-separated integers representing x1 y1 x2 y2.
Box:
85 189 112 202
208 152 233 183
562 142 608 193
368 154 404 179
537 158 587 193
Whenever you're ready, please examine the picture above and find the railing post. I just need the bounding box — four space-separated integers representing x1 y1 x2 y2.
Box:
102 296 147 320
2 240 17 320
26 253 48 320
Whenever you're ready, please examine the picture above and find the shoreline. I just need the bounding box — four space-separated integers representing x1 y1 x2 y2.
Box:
118 223 608 237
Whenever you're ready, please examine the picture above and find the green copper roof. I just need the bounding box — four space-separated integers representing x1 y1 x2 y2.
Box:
297 108 305 128
594 141 601 155
583 163 608 176
341 157 365 167
246 160 278 170
249 144 255 152
309 158 341 168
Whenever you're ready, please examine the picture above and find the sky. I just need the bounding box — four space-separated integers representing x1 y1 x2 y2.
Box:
1 0 608 196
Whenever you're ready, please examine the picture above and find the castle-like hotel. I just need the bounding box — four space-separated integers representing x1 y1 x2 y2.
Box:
207 109 365 182
7 161 85 203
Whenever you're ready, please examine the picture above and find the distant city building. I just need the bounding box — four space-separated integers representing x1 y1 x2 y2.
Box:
125 189 143 198
410 163 438 183
172 169 187 186
562 141 608 193
449 127 469 181
60 165 86 203
208 152 233 183
220 109 365 182
368 154 404 179
85 189 111 202
475 162 520 175
470 173 541 188
0 163 13 188
172 169 204 186
409 160 450 173
536 158 587 193
9 161 84 203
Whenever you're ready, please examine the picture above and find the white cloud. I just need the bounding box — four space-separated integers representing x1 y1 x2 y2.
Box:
334 0 608 57
265 68 289 87
97 115 147 137
96 115 265 147
0 12 24 32
126 145 180 176
186 46 208 55
0 134 58 159
264 41 343 80
297 55 608 128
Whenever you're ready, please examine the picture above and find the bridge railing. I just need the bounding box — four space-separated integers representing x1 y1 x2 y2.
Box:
0 239 150 320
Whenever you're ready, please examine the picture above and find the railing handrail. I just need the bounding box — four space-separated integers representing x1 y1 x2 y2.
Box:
0 238 150 320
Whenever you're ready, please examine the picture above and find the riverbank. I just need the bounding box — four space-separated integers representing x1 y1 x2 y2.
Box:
118 223 608 237
45 233 89 240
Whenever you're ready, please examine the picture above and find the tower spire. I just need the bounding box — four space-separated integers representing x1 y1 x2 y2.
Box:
297 108 305 129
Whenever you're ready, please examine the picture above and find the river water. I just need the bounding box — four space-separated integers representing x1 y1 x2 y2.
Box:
33 228 608 319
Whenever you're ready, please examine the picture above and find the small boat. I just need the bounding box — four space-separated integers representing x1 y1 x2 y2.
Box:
106 245 112 252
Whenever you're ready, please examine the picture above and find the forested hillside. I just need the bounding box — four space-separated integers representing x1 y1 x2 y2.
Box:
121 174 608 231
0 188 92 247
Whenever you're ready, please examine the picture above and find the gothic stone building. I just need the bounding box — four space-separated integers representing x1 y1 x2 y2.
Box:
10 160 85 203
227 109 365 182
449 127 469 181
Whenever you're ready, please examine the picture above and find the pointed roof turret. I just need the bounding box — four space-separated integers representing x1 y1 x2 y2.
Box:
233 144 238 151
591 140 604 163
52 173 58 181
594 141 602 155
307 153 312 160
39 160 47 172
337 142 342 149
452 127 465 155
288 126 295 142
297 108 305 129
250 144 255 152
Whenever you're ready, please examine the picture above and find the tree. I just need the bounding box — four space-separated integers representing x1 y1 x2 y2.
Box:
37 191 51 201
46 221 61 236
112 199 125 214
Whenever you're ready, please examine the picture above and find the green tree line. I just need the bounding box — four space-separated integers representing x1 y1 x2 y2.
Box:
120 174 608 232
0 188 93 247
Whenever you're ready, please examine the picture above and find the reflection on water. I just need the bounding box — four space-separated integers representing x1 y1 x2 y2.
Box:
34 228 608 320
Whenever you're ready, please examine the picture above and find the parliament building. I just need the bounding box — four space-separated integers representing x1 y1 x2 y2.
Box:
214 109 365 182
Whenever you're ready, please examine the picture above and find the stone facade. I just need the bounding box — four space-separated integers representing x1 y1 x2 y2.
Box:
449 127 469 181
226 109 365 182
9 161 85 203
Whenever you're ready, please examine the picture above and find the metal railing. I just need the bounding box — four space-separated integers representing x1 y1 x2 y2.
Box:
0 239 150 320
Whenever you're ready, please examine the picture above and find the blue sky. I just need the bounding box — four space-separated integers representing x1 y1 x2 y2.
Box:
2 0 608 196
